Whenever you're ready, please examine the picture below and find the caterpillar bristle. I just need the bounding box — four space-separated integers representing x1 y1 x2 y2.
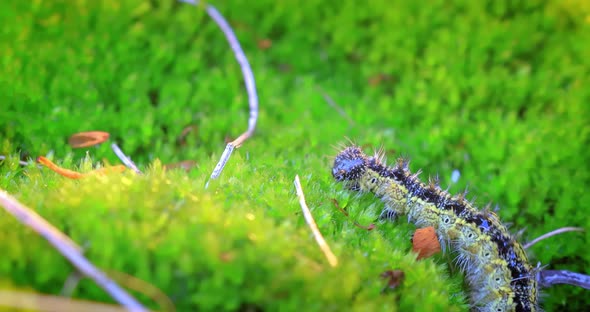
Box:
428 175 440 189
428 181 438 191
515 228 527 241
373 145 387 164
462 186 470 197
395 157 407 171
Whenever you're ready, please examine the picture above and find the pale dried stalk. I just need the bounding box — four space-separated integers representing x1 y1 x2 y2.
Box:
0 290 141 312
317 87 355 126
0 189 146 311
0 155 35 167
179 0 259 187
524 227 584 249
111 143 142 174
293 175 338 267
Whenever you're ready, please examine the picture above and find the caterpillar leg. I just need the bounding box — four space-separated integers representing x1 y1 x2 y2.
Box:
379 208 397 221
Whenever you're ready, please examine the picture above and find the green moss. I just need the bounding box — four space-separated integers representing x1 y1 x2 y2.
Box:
1 0 589 311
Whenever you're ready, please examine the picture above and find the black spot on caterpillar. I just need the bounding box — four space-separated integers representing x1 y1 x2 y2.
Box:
332 145 538 312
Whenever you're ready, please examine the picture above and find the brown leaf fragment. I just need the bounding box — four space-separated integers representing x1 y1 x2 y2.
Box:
176 125 198 147
331 198 375 231
367 73 393 86
354 222 375 231
163 160 197 172
257 38 272 50
412 226 441 260
68 131 110 148
219 251 236 263
330 198 349 217
37 156 126 179
380 269 405 292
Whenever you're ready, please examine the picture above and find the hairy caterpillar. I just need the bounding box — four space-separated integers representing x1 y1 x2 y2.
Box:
332 145 538 312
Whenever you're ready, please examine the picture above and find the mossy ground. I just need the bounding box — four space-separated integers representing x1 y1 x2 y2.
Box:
1 0 589 311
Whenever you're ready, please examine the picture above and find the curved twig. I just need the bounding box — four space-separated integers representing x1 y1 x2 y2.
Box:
524 227 584 249
538 270 590 290
179 0 259 187
0 155 35 167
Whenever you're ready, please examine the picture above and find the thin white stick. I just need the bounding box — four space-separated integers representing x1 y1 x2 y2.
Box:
293 175 338 267
524 227 585 249
316 87 355 126
179 0 259 186
205 144 234 189
0 155 36 167
111 143 141 174
0 189 146 311
0 290 139 312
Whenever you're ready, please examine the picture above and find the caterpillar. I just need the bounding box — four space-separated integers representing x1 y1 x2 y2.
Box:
331 145 538 312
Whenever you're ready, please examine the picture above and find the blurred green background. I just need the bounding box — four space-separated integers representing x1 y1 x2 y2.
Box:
1 0 589 311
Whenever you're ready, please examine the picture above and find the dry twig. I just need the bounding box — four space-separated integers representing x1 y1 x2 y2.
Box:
524 227 584 249
538 270 590 290
317 87 355 126
293 175 338 267
0 155 32 167
179 0 259 188
111 143 142 174
0 189 146 311
0 290 140 312
37 156 126 179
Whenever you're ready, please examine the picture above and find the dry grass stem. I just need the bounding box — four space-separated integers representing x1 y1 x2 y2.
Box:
293 175 338 267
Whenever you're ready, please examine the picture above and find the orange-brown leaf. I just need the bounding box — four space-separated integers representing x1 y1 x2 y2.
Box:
412 226 441 260
68 131 110 148
37 156 84 179
37 156 125 179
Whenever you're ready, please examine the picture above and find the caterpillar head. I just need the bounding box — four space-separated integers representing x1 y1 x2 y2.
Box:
332 146 368 191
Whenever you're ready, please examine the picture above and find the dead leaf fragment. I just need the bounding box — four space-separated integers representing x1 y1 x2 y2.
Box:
412 226 441 260
367 73 393 87
380 269 405 292
331 198 349 217
37 156 84 179
163 160 197 172
219 251 236 263
257 38 272 50
176 125 198 147
37 156 126 179
331 198 375 231
68 131 110 148
354 222 375 231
